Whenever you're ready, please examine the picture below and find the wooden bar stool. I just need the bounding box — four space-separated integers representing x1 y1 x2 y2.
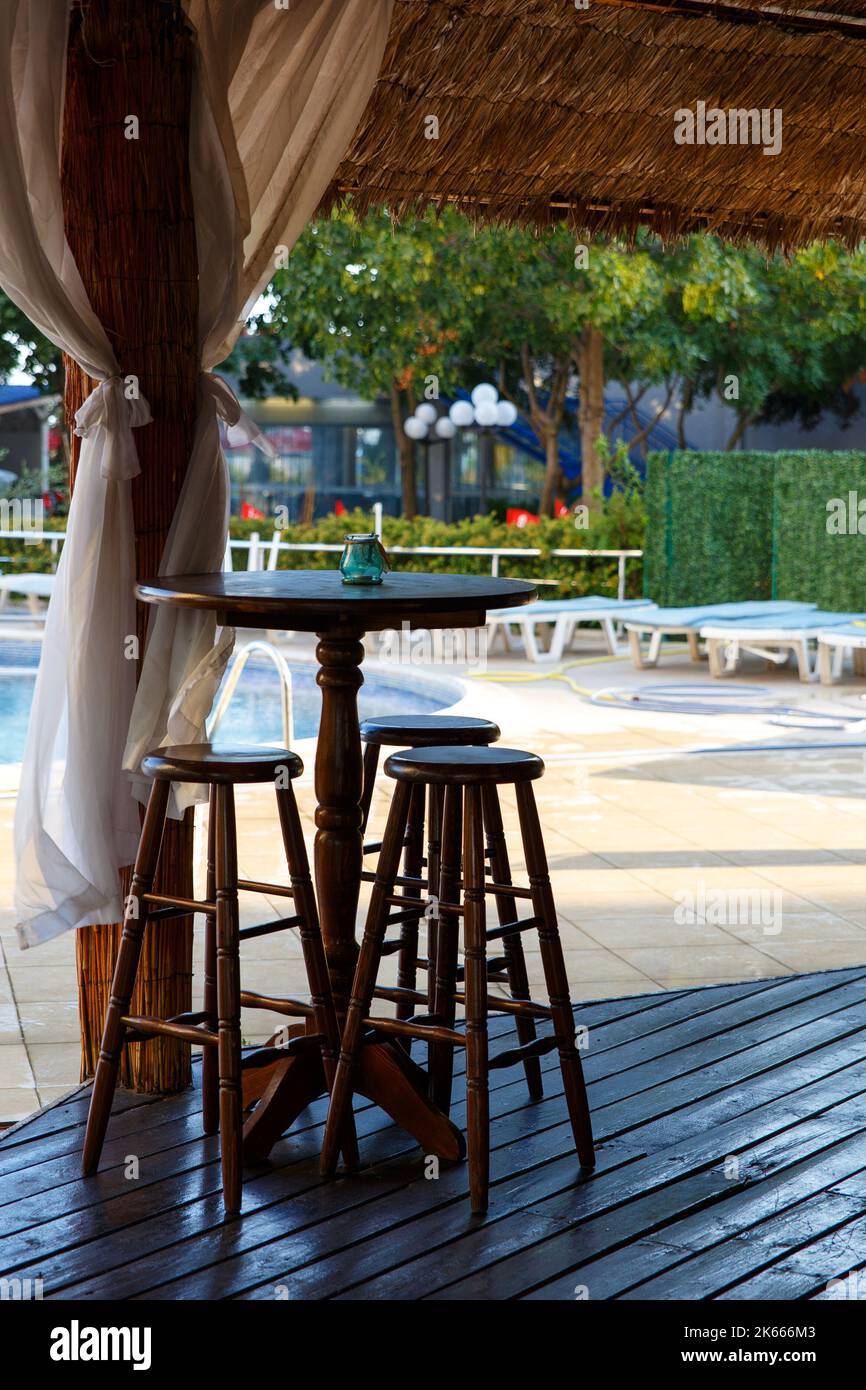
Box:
322 745 595 1214
81 744 348 1216
359 715 501 1048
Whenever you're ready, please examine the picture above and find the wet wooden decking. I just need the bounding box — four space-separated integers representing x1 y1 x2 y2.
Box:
2 967 866 1300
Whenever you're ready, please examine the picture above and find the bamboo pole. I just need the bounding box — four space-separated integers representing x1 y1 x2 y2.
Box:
61 0 200 1092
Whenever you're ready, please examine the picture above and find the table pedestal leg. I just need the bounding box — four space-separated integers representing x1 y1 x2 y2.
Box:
242 624 463 1166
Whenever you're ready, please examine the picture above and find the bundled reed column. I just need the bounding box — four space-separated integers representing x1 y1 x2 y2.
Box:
61 0 200 1091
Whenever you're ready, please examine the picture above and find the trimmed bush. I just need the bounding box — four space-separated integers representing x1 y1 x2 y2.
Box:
229 507 645 599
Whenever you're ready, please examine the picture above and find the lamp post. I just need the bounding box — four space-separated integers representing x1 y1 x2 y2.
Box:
447 383 517 513
403 384 519 518
402 402 457 519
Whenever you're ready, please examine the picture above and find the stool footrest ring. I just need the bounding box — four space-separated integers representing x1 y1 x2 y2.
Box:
489 1035 560 1069
143 891 215 915
236 878 295 900
238 914 302 942
362 1014 465 1047
240 990 316 1019
122 1014 218 1047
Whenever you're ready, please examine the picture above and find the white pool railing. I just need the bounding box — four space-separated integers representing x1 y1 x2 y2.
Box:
2 528 644 603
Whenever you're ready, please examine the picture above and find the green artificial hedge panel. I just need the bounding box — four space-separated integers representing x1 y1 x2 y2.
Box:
645 449 866 611
644 451 775 606
772 452 866 612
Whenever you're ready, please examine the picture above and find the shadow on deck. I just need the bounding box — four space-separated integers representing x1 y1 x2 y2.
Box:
2 967 866 1301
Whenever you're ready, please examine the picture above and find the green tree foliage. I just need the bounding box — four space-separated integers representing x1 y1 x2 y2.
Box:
0 298 62 394
665 237 866 448
232 207 477 517
4 212 866 518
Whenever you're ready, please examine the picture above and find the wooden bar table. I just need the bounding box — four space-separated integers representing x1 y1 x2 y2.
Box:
137 570 536 1162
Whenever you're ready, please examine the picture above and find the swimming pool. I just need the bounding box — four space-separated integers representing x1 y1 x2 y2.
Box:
0 639 463 764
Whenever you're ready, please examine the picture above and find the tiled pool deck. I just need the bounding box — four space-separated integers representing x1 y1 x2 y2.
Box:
3 629 866 1122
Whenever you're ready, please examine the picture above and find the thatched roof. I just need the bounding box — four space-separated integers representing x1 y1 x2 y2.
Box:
326 0 866 248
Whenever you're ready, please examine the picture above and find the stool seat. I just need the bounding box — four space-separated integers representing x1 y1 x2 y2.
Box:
384 745 544 786
142 744 303 785
360 714 500 748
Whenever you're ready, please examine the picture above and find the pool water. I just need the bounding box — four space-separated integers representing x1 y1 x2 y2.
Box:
0 640 462 764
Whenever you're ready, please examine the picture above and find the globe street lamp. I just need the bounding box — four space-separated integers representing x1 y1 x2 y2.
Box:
447 383 518 511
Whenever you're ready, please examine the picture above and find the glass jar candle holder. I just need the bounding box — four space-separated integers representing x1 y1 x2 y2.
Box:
339 533 391 585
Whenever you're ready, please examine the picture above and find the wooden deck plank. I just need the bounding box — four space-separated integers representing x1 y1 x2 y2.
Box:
132 999 866 1300
22 973 862 1297
1 968 865 1302
512 1115 866 1302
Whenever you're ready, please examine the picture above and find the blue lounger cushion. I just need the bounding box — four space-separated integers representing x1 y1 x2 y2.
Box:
626 600 815 630
489 595 653 618
703 610 865 633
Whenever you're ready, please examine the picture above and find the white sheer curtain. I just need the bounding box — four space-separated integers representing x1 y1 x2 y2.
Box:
2 0 393 947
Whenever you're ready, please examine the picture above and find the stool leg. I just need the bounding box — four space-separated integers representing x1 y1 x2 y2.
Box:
214 783 243 1215
275 782 359 1170
202 786 219 1136
396 784 426 1049
463 784 489 1215
428 784 462 1113
82 779 170 1176
515 782 595 1170
481 783 543 1101
360 742 379 833
321 780 412 1177
425 784 445 1013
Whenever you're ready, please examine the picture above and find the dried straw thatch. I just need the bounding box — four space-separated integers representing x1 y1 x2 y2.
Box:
327 0 866 248
63 0 199 1092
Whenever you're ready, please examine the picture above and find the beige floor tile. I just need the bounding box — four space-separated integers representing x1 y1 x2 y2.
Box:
556 888 678 921
722 913 866 945
570 979 665 1002
522 948 652 987
577 916 735 950
6 964 78 1002
613 943 793 986
754 940 866 973
36 1084 85 1109
0 1088 40 1123
0 1043 36 1089
15 1000 80 1044
26 1043 81 1090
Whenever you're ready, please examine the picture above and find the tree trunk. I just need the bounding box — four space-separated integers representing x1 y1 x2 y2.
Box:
725 413 752 451
390 382 417 518
538 426 561 517
576 325 606 507
62 0 199 1092
677 379 694 449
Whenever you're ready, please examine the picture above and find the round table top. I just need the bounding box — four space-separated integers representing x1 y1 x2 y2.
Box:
136 569 537 632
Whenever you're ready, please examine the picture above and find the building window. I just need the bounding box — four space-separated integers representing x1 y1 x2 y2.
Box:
355 426 396 490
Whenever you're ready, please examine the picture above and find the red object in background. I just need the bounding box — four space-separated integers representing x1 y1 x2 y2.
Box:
507 507 540 527
240 500 266 520
47 428 63 454
507 500 571 526
335 499 346 516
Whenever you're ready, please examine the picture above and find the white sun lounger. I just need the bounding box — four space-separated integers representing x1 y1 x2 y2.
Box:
625 601 815 670
701 610 865 682
486 596 654 663
0 572 55 620
812 624 866 685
